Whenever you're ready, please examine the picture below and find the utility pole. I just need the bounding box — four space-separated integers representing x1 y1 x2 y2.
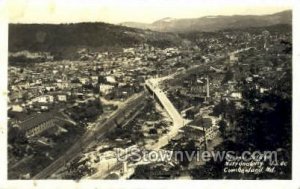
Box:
203 129 207 151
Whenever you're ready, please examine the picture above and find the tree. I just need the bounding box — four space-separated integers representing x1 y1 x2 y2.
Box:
218 119 227 138
212 98 226 116
178 140 197 168
132 164 151 179
149 128 158 135
8 127 27 144
222 70 234 84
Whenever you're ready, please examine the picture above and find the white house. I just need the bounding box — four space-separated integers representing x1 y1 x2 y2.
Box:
34 95 54 103
106 76 117 84
100 84 114 95
11 104 24 112
57 94 67 102
230 92 242 99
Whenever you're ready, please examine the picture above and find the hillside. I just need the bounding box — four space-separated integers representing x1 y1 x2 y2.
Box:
9 22 181 58
121 10 292 33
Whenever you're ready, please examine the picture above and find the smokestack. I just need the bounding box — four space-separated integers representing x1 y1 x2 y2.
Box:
206 76 210 98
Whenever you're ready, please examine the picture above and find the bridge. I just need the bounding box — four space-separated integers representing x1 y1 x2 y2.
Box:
145 78 185 150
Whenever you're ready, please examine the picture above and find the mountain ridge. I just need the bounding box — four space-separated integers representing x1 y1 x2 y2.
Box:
120 10 292 33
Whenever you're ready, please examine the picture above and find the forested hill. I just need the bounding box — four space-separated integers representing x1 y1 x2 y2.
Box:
9 22 181 53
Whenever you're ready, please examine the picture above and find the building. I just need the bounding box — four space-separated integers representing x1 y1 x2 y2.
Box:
230 92 242 99
106 76 117 84
17 112 64 138
182 126 205 143
188 116 218 141
10 104 24 112
99 84 114 95
57 94 67 102
228 53 238 65
56 82 69 89
79 77 90 85
33 95 54 103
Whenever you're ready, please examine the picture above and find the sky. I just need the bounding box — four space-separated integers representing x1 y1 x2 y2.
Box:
1 0 292 24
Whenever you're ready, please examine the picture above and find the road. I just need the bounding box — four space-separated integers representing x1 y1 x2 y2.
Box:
145 78 184 150
32 92 146 179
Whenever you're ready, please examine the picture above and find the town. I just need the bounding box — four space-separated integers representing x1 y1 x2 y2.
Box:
8 23 292 179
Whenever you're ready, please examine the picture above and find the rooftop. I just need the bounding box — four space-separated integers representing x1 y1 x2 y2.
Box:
18 112 63 131
188 116 212 128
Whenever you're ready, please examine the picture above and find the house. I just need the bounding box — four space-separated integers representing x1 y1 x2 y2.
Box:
106 76 117 84
57 94 67 102
100 84 114 95
228 53 238 64
33 95 54 103
260 87 269 94
230 92 242 99
79 77 90 85
41 105 49 111
91 76 99 83
18 82 30 90
56 82 69 89
246 77 253 83
45 86 56 91
10 104 24 112
123 48 135 54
